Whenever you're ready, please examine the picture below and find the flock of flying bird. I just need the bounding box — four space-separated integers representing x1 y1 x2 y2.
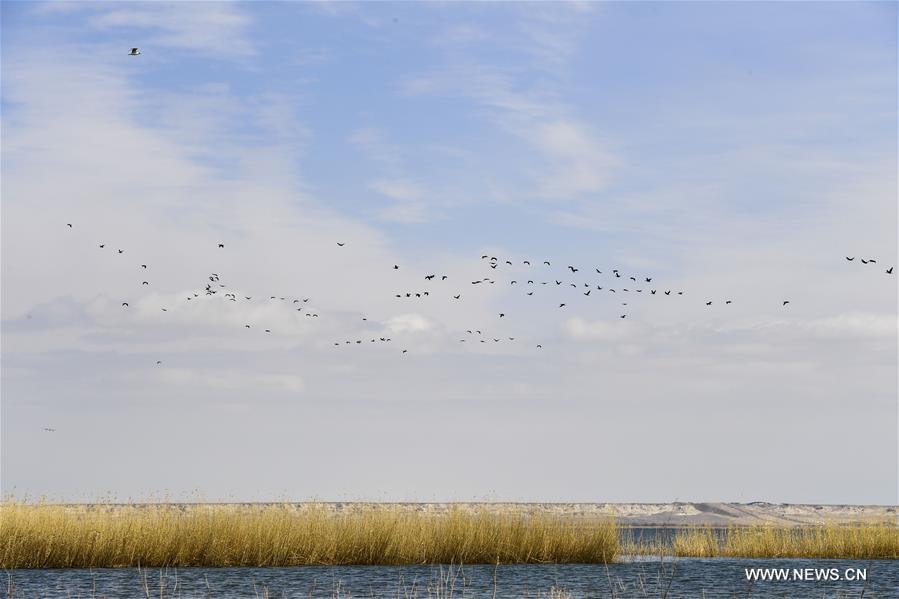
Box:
39 48 893 434
62 222 894 369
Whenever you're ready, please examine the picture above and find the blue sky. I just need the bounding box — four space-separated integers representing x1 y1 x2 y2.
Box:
2 2 896 504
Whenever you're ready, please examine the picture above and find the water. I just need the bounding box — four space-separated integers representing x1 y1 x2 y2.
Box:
6 559 897 598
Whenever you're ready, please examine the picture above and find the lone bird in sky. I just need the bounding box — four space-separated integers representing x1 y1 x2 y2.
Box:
337 242 345 247
66 223 72 228
846 256 855 261
887 267 894 274
128 48 141 56
783 300 790 306
122 302 128 307
218 243 224 248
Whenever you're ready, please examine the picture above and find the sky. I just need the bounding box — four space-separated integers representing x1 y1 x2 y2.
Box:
1 1 896 505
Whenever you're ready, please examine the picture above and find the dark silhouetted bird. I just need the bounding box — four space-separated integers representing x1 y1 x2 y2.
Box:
620 314 626 319
129 48 141 56
156 361 162 365
584 290 591 296
394 265 399 269
453 295 461 299
527 292 534 295
846 257 855 261
122 302 129 307
499 313 505 318
706 301 712 306
887 267 894 274
861 259 869 264
568 266 578 272
505 260 512 265
645 277 652 282
782 300 790 306
523 260 531 265
536 344 542 348
869 259 877 263
141 264 147 269
218 243 224 248
142 281 148 285
425 275 435 280
118 249 124 254
67 223 73 228
99 244 105 248
544 261 551 266
665 290 671 295
559 303 566 308
337 242 345 246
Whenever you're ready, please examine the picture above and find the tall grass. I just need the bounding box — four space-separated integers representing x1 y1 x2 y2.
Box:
627 523 898 559
0 502 619 568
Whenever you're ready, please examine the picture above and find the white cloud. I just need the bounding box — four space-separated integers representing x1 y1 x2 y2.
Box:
386 313 434 334
87 3 255 58
159 368 305 394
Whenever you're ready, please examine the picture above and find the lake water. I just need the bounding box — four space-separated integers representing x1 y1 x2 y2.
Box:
6 559 897 598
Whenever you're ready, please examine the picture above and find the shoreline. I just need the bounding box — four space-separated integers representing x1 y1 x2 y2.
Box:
20 502 896 527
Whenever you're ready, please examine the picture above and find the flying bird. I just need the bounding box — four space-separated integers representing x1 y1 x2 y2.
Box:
887 267 894 274
118 249 124 254
544 261 551 266
122 302 129 307
128 48 141 56
43 427 56 432
559 303 566 308
782 300 790 306
218 243 224 248
706 301 712 306
861 259 869 264
66 223 72 228
453 295 461 299
394 265 399 269
337 242 345 247
846 257 855 261
141 264 147 269
142 281 148 285
99 244 105 248
156 360 162 365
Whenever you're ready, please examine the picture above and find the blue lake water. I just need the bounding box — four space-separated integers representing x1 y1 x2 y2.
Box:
6 559 897 598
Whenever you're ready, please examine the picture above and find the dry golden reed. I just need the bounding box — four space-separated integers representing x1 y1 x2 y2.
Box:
627 523 898 559
0 502 619 568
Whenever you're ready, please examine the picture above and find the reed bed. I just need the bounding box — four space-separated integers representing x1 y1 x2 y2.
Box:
626 523 898 559
0 502 619 568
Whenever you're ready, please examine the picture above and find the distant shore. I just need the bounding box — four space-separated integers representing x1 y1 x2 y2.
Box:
36 501 898 527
